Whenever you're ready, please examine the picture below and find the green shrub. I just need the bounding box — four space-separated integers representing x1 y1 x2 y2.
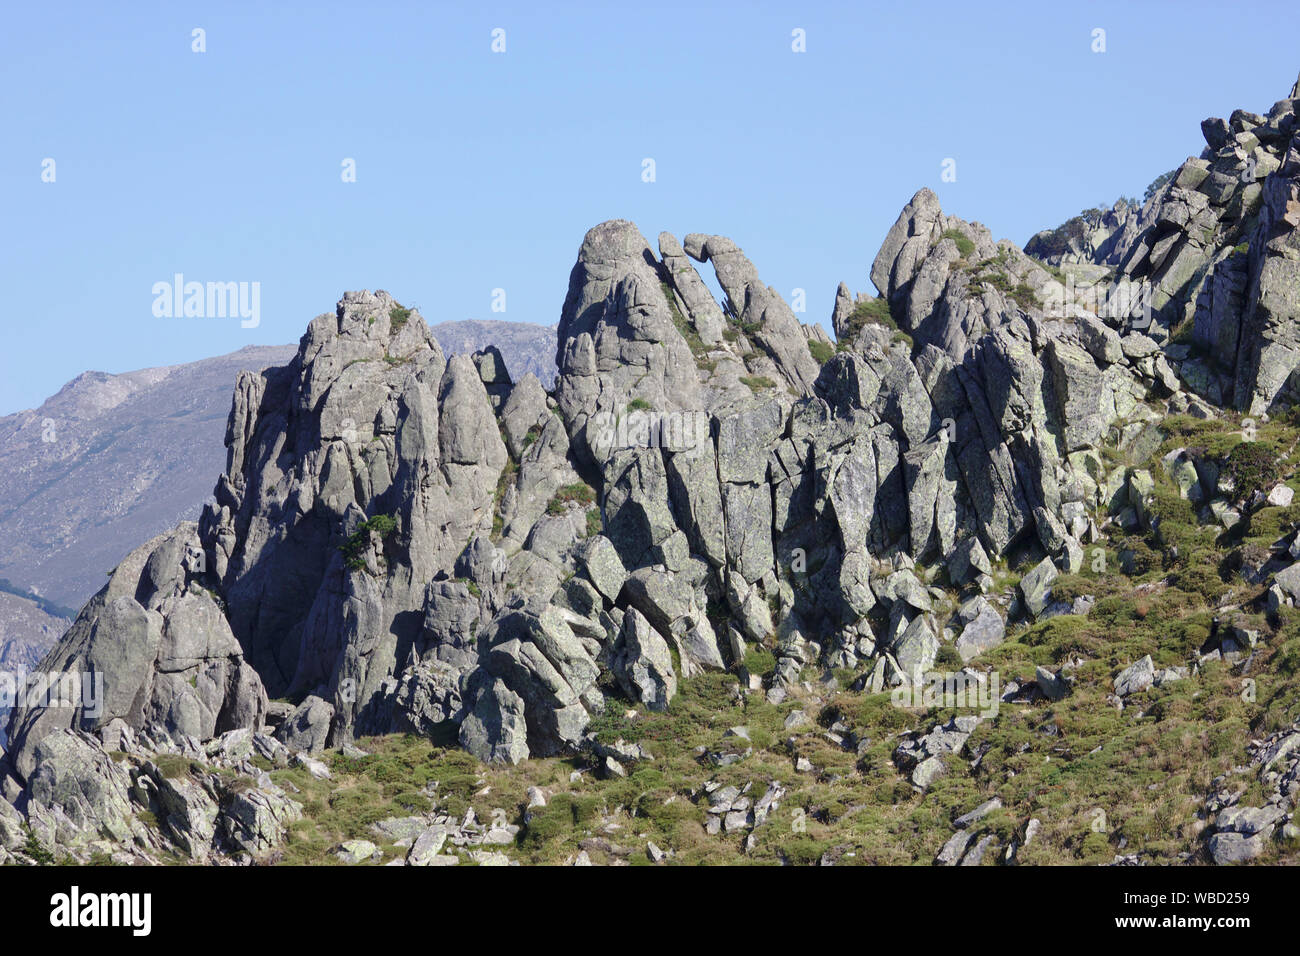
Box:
522 795 580 849
781 837 833 865
934 644 964 669
1169 562 1229 604
941 228 975 257
808 339 835 364
340 513 398 571
585 709 643 744
743 648 777 676
1023 614 1094 648
547 482 597 515
1144 170 1176 202
1115 537 1161 577
389 305 412 331
840 298 897 345
1090 595 1144 628
23 829 56 865
492 459 518 539
627 397 653 412
153 754 203 780
659 280 708 358
739 375 777 392
1275 635 1300 677
391 789 432 813
1222 441 1279 500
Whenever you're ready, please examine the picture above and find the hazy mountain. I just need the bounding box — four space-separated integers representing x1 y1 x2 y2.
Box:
0 345 302 613
430 319 557 389
0 590 71 749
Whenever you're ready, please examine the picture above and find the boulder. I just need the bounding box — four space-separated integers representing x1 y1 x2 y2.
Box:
1018 558 1059 619
954 597 1005 662
1114 656 1156 697
609 608 677 711
275 695 335 754
459 677 529 765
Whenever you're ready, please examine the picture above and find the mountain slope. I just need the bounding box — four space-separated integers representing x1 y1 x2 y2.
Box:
429 319 557 389
0 345 300 611
0 591 71 750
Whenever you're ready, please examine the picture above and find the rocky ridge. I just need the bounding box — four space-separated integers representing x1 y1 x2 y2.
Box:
4 74 1300 866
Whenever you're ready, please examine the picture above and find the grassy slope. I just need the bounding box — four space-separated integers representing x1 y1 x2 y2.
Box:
166 412 1300 866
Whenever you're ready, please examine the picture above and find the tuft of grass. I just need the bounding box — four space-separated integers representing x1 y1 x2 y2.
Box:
941 228 976 257
340 513 398 572
808 339 835 364
838 297 898 350
389 305 412 332
547 482 597 515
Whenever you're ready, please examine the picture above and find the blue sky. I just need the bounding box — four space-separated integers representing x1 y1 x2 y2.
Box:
2 0 1297 414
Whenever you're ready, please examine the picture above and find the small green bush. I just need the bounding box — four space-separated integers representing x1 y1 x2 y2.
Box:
840 298 897 345
389 305 412 331
340 513 398 571
934 644 964 669
743 648 777 676
808 339 835 364
1222 441 1278 500
24 829 56 865
154 754 203 780
941 229 975 257
547 482 597 515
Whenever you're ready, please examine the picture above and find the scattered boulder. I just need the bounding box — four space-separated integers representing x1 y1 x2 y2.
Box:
1114 656 1156 698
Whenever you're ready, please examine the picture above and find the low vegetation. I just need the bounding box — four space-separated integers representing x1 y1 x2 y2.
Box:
546 482 597 515
838 297 897 350
808 339 835 365
389 305 412 332
339 514 398 572
941 228 975 257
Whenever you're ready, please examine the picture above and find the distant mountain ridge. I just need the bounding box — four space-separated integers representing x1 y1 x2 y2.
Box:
0 344 301 613
430 319 558 389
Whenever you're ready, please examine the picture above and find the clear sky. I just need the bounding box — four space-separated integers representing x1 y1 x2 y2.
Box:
2 0 1297 414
